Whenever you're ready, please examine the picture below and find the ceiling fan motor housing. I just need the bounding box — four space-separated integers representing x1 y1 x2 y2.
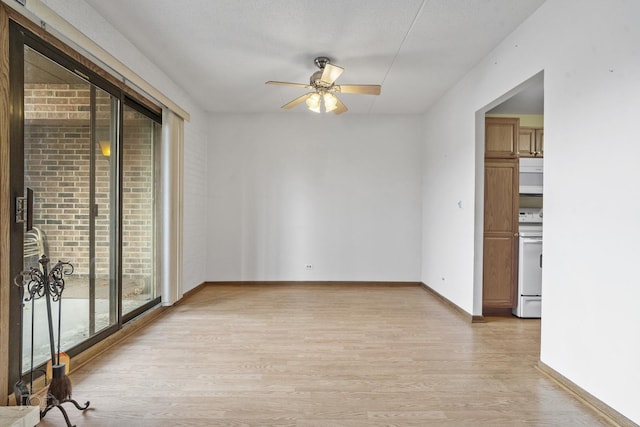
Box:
314 56 330 69
311 57 332 88
310 70 331 88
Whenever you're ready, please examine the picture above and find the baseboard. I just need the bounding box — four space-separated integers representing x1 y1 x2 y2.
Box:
419 282 474 323
177 281 208 304
471 315 486 323
205 281 422 287
536 361 637 427
482 307 513 316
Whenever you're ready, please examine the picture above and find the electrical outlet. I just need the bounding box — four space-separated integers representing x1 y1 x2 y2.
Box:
305 264 313 270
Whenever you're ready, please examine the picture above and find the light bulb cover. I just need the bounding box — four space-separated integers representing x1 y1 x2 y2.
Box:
306 93 320 110
324 93 338 112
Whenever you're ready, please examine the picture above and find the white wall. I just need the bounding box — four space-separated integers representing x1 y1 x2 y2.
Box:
421 0 640 423
207 114 422 282
42 0 210 292
181 107 209 292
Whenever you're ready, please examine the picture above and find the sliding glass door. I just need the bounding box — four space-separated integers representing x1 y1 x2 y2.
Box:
9 22 161 386
19 45 119 371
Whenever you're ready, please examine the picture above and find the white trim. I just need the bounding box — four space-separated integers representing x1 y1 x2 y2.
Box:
1 0 190 121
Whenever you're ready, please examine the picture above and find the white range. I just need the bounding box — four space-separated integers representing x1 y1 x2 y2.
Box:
513 208 543 318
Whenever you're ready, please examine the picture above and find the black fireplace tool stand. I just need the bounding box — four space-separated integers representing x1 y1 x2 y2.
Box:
15 254 90 427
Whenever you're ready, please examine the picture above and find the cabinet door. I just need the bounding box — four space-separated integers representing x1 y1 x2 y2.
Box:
485 117 518 158
483 235 518 308
535 128 544 157
483 159 518 310
484 159 518 233
520 127 544 157
518 127 536 157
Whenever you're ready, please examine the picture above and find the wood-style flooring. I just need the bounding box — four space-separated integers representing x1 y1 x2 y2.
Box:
37 284 612 426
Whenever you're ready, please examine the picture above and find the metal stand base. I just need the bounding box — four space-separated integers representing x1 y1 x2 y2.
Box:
41 398 90 427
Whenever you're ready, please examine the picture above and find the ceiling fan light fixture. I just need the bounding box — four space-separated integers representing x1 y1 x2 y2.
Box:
323 93 338 112
306 93 321 112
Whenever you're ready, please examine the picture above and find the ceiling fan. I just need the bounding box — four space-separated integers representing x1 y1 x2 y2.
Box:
265 57 381 115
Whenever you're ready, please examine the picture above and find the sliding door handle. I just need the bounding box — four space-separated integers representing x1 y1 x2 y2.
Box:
26 188 33 231
15 196 26 224
15 188 33 230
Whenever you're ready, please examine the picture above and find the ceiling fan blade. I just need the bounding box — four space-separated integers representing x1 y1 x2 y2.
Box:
320 63 344 85
336 84 381 95
333 96 348 115
266 81 310 89
281 92 313 110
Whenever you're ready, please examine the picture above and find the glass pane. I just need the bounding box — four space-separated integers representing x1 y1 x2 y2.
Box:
93 88 118 330
122 105 159 315
22 46 118 371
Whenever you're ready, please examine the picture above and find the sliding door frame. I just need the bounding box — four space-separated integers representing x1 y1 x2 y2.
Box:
0 4 11 405
7 16 25 395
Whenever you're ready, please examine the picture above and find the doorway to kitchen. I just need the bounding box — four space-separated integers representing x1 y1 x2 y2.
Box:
473 71 544 319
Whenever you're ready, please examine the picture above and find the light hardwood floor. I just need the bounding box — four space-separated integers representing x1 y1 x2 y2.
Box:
37 284 613 426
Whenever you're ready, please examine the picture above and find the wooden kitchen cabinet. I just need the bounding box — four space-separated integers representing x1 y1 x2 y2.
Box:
518 127 544 157
485 117 519 159
482 158 519 312
483 234 518 309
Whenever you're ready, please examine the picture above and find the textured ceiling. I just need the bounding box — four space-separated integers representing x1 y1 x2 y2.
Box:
82 0 545 115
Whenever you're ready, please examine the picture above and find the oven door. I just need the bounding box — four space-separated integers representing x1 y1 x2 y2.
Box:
518 236 543 296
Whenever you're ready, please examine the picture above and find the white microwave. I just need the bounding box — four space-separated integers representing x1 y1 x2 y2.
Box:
519 158 543 194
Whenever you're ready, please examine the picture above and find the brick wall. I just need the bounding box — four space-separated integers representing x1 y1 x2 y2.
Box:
24 83 91 121
122 108 155 284
24 84 155 283
25 124 107 276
